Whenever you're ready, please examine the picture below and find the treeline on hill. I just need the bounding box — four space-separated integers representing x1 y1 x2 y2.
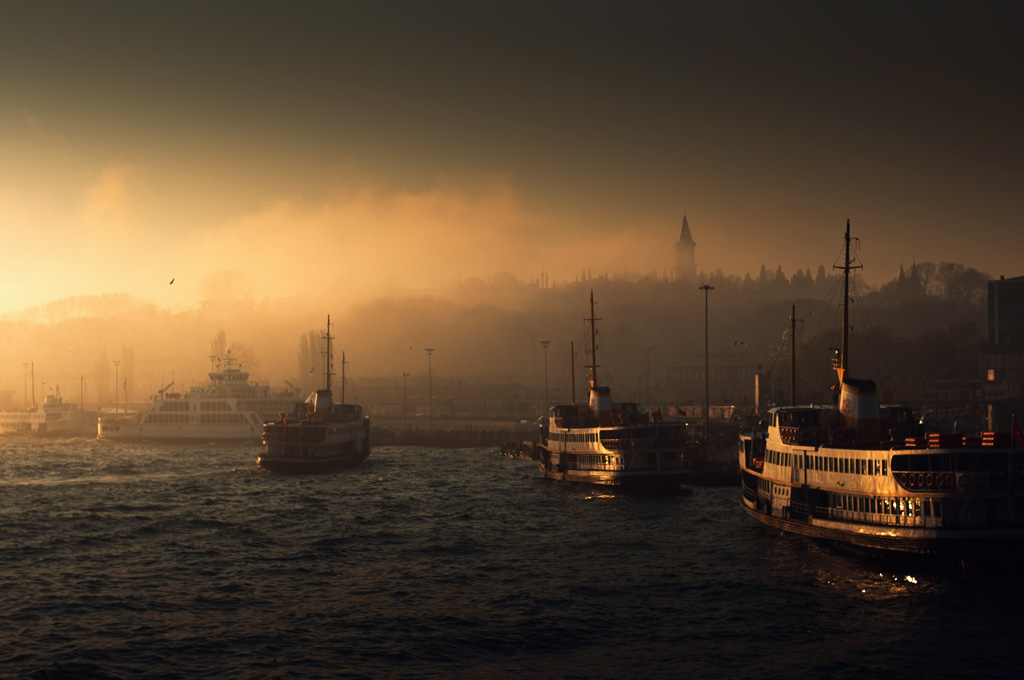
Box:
0 261 989 408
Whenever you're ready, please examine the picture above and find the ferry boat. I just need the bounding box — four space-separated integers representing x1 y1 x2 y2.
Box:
739 221 1024 559
0 389 98 436
97 351 301 442
538 292 690 492
258 316 370 473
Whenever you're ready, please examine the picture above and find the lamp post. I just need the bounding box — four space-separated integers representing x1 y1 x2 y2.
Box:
699 284 714 449
23 362 29 410
425 349 435 429
113 360 121 414
540 340 550 414
945 374 954 433
643 345 654 406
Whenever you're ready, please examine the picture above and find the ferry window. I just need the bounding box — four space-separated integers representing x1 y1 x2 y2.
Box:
882 460 887 476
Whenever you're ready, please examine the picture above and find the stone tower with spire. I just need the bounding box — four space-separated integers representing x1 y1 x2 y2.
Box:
675 215 696 283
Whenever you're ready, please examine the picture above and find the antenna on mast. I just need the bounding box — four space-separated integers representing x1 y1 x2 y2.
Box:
322 315 334 392
833 219 862 385
586 290 601 388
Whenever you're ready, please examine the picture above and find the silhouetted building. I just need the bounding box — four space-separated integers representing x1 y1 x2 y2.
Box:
675 215 696 283
982 275 1024 429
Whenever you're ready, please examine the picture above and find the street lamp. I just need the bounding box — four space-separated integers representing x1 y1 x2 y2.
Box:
425 349 435 429
699 284 714 449
402 372 411 432
113 360 121 414
945 374 954 433
643 345 655 406
540 340 550 414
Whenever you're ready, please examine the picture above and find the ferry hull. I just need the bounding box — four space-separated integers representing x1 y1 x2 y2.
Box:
741 495 1024 560
98 421 262 442
257 444 369 474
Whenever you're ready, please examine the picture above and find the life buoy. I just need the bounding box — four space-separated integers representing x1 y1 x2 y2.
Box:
958 473 969 489
925 473 933 488
917 473 926 488
899 473 908 486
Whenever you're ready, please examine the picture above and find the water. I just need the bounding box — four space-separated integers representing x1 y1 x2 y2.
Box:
2 438 1023 679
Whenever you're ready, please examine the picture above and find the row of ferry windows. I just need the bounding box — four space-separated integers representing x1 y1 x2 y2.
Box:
156 402 234 412
200 414 249 424
145 413 253 424
767 449 888 476
550 432 599 443
829 493 933 518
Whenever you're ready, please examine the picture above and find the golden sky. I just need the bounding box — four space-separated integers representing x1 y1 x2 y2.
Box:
1 1 1021 316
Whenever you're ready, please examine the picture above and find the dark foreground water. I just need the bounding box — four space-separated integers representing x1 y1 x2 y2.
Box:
2 438 1023 679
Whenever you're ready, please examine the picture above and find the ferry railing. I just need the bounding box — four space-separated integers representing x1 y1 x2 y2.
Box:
814 505 925 527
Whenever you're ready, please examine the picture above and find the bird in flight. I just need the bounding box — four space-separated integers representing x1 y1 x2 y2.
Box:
169 278 175 285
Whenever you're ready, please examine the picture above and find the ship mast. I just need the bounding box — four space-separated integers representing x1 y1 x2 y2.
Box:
570 341 576 406
586 290 601 389
833 219 862 385
323 315 333 393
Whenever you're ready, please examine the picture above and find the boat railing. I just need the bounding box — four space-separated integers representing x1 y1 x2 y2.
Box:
565 460 623 472
814 505 928 527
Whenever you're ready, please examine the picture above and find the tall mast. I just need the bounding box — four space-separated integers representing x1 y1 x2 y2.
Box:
842 221 850 380
341 351 346 404
324 315 333 392
833 219 861 385
570 341 576 405
586 290 601 388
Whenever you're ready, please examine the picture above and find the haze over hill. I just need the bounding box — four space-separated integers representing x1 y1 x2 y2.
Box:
2 2 1022 319
0 256 987 413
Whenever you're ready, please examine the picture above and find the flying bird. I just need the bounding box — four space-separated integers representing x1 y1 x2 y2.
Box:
169 278 175 285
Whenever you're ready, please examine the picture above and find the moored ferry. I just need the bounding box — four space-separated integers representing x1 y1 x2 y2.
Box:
258 315 370 473
0 389 98 436
538 292 689 492
97 351 301 442
739 221 1024 559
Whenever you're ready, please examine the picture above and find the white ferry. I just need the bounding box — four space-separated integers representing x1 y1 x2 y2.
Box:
97 351 301 442
0 389 98 436
739 221 1024 559
258 316 370 473
538 292 689 492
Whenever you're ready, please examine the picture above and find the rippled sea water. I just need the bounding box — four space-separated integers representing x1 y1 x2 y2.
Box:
2 437 1024 679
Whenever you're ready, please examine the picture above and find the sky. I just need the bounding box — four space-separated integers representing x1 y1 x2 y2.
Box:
1 0 1021 316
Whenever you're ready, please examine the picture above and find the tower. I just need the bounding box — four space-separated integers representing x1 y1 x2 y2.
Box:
675 215 696 283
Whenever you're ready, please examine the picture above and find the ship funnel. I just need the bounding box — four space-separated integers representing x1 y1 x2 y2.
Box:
839 378 880 442
589 385 613 413
312 389 334 418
